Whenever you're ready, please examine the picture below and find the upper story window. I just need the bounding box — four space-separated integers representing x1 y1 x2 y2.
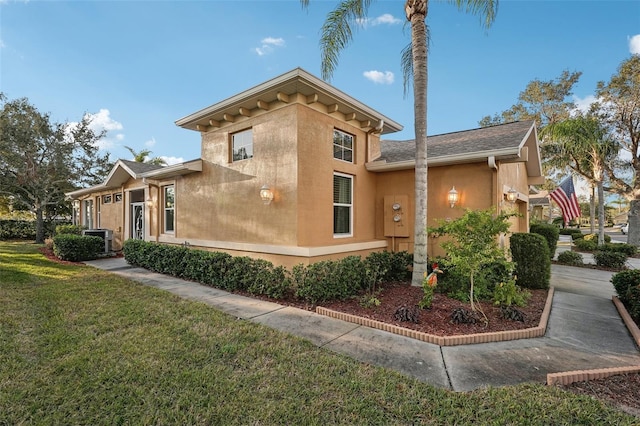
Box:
333 129 354 163
232 128 253 162
333 173 353 237
163 185 175 233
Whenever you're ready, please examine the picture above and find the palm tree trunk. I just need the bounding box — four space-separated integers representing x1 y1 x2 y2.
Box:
406 0 429 286
590 185 595 234
597 181 605 245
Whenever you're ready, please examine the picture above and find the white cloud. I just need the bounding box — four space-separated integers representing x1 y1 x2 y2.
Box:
371 14 402 26
363 70 394 84
254 37 285 56
144 137 156 148
161 156 184 166
572 94 598 114
356 14 402 28
81 109 124 151
629 34 640 55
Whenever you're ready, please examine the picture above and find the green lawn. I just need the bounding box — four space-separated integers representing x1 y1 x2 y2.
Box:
0 241 635 425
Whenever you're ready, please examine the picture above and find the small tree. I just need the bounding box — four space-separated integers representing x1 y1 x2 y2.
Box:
429 209 515 311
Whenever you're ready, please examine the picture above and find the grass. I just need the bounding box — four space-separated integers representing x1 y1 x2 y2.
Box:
0 241 636 425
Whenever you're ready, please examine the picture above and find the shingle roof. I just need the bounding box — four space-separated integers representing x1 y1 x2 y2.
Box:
379 121 535 163
119 159 165 175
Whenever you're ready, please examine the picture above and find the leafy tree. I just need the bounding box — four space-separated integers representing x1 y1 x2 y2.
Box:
124 145 167 165
479 70 582 135
429 209 515 311
301 0 498 286
0 94 112 243
591 56 640 244
541 115 618 245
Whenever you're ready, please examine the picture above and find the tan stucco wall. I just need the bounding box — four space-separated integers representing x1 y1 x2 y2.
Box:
374 162 500 258
169 106 299 246
296 105 379 247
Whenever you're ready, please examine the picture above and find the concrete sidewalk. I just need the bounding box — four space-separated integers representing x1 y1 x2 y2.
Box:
84 257 640 392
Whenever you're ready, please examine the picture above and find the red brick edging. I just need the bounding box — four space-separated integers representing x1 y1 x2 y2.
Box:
546 297 640 386
316 287 555 347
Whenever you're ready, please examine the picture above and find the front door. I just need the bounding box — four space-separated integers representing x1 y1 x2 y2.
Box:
131 202 145 240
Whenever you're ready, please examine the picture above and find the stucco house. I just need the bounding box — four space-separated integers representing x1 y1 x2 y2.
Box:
66 68 544 268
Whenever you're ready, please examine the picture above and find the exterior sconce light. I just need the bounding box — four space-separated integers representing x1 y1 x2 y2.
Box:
145 195 153 208
447 186 459 208
506 188 518 204
260 185 274 205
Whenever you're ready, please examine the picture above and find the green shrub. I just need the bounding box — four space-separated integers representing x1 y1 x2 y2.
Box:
123 240 292 298
247 264 291 299
293 256 366 304
364 250 412 283
598 243 638 257
55 224 85 235
556 250 583 266
53 234 104 261
573 238 597 252
434 258 511 302
510 233 550 289
593 250 628 270
529 223 559 259
611 270 640 322
0 220 36 240
493 277 530 307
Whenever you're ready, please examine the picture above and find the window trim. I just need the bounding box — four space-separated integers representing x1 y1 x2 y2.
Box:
333 129 354 163
333 172 353 238
83 199 94 229
231 128 254 162
163 185 175 234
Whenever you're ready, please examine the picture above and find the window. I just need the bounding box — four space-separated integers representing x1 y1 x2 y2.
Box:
83 199 94 229
232 129 253 162
333 129 354 162
163 185 175 233
114 192 122 203
102 194 112 204
333 173 353 237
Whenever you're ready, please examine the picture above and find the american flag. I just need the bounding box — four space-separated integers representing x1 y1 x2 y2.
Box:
549 177 581 225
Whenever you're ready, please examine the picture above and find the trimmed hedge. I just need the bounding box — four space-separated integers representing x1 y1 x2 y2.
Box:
55 224 85 235
0 219 71 240
593 250 628 270
598 243 638 257
556 250 583 266
510 233 550 289
122 240 413 305
530 223 559 259
612 269 640 322
53 234 104 261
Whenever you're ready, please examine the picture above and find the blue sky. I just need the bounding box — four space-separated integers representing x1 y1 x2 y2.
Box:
2 0 639 167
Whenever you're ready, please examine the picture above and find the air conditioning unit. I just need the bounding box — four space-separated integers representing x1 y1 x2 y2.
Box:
82 229 113 253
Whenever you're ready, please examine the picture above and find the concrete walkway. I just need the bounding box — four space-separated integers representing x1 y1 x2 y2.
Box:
84 257 640 392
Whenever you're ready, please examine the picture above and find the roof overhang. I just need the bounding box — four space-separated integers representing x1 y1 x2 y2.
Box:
367 122 545 185
175 67 403 135
140 159 202 180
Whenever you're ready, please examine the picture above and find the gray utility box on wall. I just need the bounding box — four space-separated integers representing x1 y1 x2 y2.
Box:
82 229 113 253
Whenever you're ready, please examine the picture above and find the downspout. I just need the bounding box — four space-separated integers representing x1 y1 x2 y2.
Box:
488 156 499 211
143 178 160 242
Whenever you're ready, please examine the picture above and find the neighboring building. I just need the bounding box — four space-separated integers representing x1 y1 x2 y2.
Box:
66 68 544 268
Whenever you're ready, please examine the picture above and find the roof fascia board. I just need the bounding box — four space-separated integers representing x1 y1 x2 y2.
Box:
366 146 522 172
175 68 403 133
139 159 203 179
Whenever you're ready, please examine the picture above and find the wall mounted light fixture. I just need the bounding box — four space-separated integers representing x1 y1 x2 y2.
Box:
448 186 459 208
506 187 518 204
260 185 274 205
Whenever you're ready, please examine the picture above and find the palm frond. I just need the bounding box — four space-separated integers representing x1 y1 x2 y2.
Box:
319 0 373 81
447 0 499 29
